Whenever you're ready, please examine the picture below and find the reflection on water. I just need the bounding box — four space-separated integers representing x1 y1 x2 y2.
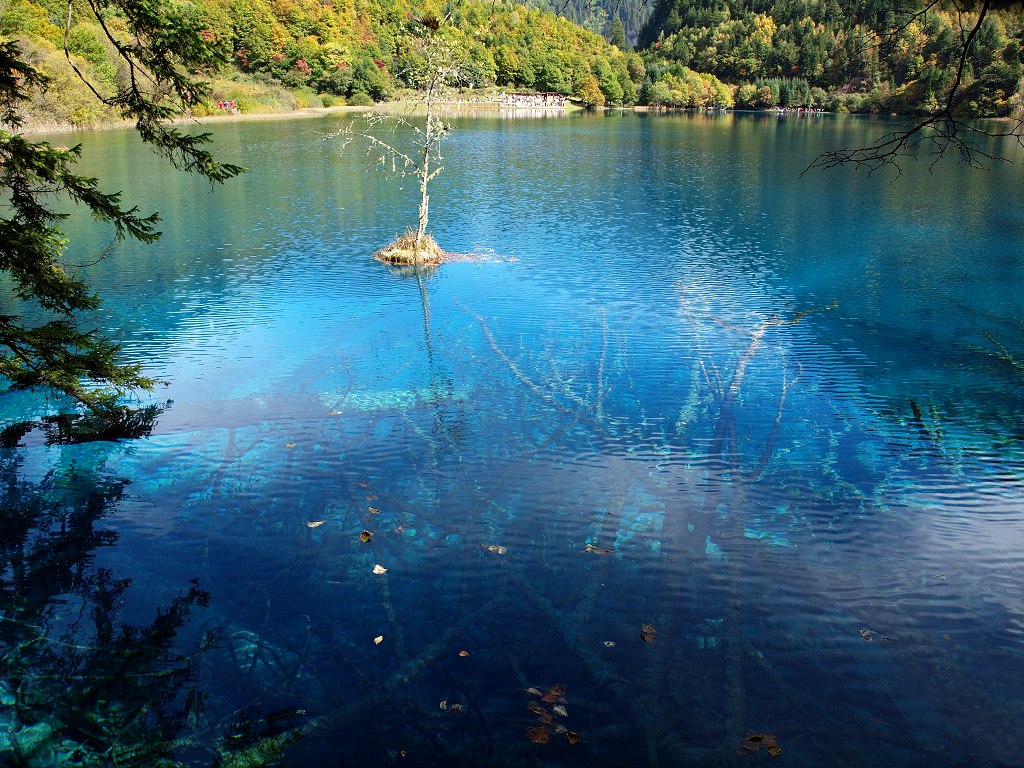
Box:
0 440 302 766
1 113 1023 766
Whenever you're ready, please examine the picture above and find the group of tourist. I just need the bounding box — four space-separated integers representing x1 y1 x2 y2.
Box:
215 100 238 111
498 91 568 108
769 106 825 114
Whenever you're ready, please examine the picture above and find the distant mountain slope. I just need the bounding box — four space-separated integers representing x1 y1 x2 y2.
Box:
4 0 1015 120
635 0 1023 115
526 0 655 47
1 0 655 127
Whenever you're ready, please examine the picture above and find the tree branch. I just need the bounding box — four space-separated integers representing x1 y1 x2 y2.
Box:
807 0 1024 176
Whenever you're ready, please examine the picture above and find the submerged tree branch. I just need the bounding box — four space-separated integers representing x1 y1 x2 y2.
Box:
708 303 837 464
982 331 1024 373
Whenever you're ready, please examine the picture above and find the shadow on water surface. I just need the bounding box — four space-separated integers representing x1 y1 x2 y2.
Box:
0 441 310 767
0 402 170 448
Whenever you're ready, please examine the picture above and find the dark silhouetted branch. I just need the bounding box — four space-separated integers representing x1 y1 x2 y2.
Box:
807 0 1024 176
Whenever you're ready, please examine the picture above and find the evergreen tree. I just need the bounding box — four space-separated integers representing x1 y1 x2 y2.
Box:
607 18 628 49
0 2 243 426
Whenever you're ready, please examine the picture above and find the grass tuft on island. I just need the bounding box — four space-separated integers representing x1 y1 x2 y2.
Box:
372 230 478 266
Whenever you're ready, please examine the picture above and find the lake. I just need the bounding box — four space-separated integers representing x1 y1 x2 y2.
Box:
3 110 1024 767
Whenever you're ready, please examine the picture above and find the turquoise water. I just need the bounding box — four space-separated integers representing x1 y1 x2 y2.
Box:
2 110 1024 767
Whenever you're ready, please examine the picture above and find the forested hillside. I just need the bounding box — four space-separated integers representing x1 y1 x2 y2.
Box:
637 0 1024 114
529 0 653 48
0 0 677 126
1 0 1019 124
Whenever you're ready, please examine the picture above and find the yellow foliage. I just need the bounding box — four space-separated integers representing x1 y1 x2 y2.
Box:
578 73 605 108
1 0 62 45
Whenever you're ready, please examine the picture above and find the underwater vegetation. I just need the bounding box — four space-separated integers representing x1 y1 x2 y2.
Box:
3 270 1023 767
0 445 309 767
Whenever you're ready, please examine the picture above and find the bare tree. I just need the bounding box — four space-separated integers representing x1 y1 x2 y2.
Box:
339 28 470 265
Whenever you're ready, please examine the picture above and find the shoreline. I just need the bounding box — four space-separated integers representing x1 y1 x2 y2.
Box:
29 100 1013 137
22 99 571 136
21 104 377 136
19 100 717 136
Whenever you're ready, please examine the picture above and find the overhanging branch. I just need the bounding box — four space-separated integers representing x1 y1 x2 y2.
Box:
806 0 1024 175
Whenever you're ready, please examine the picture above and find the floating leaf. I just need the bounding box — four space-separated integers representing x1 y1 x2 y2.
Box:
372 564 387 575
525 726 552 744
285 443 297 449
738 732 780 757
603 640 616 648
542 692 558 703
549 684 566 696
552 704 568 717
439 700 447 711
524 688 543 697
365 494 378 501
368 506 382 515
859 628 875 642
585 543 614 555
640 624 658 643
458 650 470 657
565 731 582 745
307 520 325 528
359 481 370 488
527 703 546 717
373 635 384 645
360 530 373 543
484 544 507 555
450 704 464 714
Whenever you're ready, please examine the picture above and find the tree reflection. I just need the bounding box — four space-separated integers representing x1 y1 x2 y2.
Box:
0 401 169 448
0 443 303 766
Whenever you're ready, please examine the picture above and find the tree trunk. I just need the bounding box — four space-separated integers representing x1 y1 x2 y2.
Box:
414 104 434 263
416 158 429 262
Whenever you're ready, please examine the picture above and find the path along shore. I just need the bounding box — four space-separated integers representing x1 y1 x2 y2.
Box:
22 98 586 135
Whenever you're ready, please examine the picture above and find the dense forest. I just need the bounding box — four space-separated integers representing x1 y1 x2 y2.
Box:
0 0 659 122
638 0 1024 114
0 0 1020 121
530 0 653 48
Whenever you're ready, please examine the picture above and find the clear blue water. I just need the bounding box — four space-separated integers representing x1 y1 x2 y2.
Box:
3 110 1024 767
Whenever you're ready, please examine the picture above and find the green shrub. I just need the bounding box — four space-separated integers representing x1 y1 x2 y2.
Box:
293 87 323 108
347 91 376 106
18 38 115 128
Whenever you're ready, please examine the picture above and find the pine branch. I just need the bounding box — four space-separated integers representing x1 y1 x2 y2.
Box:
1 4 244 421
